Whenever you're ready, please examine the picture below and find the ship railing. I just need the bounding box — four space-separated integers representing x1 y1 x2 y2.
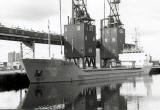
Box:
108 61 136 69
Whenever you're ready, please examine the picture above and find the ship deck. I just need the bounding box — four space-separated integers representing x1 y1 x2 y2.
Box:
82 67 141 72
80 67 143 78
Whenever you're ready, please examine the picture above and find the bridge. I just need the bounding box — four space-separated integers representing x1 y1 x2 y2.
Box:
0 26 101 47
0 26 63 45
0 25 101 58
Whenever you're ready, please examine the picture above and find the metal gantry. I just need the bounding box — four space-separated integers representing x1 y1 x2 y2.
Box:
72 0 94 24
64 0 96 69
100 0 125 68
20 41 35 59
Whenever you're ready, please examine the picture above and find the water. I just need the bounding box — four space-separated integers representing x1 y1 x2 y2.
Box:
0 74 160 109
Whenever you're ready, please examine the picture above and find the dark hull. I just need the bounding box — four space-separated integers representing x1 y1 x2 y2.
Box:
22 59 151 83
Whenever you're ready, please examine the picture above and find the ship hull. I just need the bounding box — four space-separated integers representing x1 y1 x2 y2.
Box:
22 59 152 83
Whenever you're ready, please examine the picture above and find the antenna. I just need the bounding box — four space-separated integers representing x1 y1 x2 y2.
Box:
135 28 138 49
104 0 106 26
59 0 63 54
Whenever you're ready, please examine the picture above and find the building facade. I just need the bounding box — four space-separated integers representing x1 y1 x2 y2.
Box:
8 51 22 69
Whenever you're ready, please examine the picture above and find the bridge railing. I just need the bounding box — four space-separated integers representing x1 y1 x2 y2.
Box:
0 26 63 44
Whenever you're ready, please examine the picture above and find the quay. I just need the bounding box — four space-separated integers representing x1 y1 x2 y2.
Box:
150 66 160 75
0 70 25 75
0 70 29 92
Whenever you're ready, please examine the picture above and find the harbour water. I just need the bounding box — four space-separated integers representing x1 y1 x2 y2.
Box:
0 74 160 109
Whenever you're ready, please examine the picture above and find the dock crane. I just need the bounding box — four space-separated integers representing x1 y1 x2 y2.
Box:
64 0 96 69
105 0 123 28
100 0 125 68
71 0 94 24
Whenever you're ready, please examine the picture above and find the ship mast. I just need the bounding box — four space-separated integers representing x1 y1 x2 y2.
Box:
48 19 51 58
59 0 63 54
135 28 138 50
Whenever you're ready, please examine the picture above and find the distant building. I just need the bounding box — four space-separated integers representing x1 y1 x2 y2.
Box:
0 62 8 71
3 62 7 68
8 51 21 63
16 53 21 62
0 62 3 68
8 51 16 63
8 51 22 70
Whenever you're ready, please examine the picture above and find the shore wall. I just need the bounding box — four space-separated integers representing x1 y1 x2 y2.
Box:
0 73 29 92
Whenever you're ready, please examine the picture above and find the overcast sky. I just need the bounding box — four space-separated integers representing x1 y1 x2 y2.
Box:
0 0 160 62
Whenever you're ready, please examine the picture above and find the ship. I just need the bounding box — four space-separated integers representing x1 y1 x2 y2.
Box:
22 58 151 83
119 28 151 68
22 0 152 83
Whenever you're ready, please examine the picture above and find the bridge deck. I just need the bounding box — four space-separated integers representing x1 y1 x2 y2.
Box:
0 26 101 47
0 26 62 45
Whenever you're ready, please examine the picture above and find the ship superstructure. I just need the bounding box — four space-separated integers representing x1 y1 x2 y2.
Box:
119 29 151 68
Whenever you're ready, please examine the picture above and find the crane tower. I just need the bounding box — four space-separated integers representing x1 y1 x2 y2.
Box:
100 0 125 68
64 0 96 69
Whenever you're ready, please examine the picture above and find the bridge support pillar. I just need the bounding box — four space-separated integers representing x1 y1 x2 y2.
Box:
20 41 35 59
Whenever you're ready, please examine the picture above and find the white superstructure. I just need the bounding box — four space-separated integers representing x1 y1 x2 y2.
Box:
119 52 151 68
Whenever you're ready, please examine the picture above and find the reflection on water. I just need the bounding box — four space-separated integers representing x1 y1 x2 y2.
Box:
1 74 160 109
0 89 27 109
22 82 125 109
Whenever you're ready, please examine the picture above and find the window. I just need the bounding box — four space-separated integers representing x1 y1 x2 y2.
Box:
89 26 93 31
106 30 109 34
81 48 84 52
9 29 13 34
88 48 93 53
64 27 67 32
112 49 116 54
87 26 89 31
112 38 116 42
77 25 80 31
34 33 38 37
120 29 124 34
93 37 96 42
85 36 87 41
105 38 108 43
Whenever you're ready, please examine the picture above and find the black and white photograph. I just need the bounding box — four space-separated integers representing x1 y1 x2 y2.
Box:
0 0 160 109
